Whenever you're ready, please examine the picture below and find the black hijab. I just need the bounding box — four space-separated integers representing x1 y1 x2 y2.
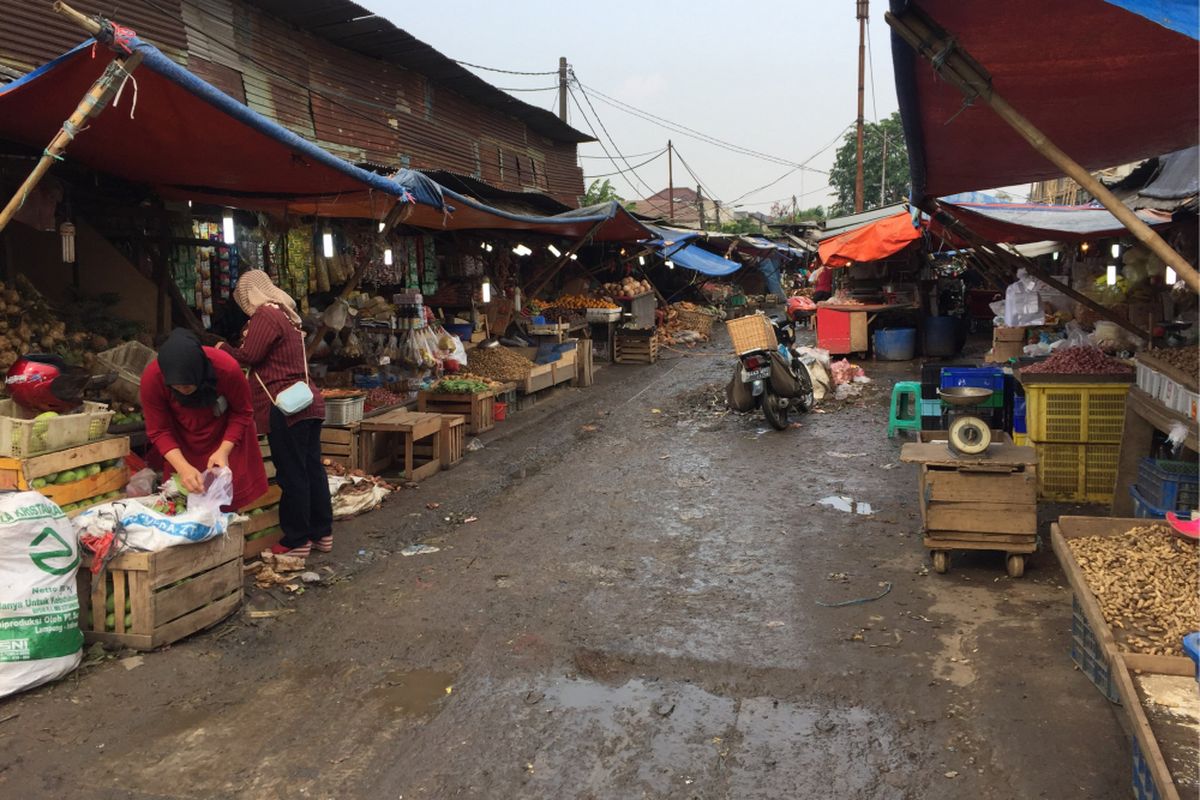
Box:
157 329 219 409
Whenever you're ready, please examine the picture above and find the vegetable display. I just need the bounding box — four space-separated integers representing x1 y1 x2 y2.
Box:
554 294 619 310
1066 525 1198 657
464 346 535 382
603 277 653 298
1021 346 1134 375
1148 346 1198 379
433 378 492 395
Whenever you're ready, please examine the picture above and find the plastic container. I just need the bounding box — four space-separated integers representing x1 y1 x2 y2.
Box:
940 366 1004 408
1071 595 1119 702
1136 458 1199 513
1023 381 1131 444
323 396 365 426
96 341 157 406
1129 484 1169 519
1013 395 1027 434
493 401 507 422
443 323 473 340
1034 441 1120 503
923 316 960 357
0 399 114 458
873 327 916 361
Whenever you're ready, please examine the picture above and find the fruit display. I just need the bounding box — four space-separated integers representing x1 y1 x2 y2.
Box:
554 294 620 310
1066 524 1198 657
1021 346 1134 375
603 277 653 298
1147 346 1198 379
363 387 407 411
110 403 145 428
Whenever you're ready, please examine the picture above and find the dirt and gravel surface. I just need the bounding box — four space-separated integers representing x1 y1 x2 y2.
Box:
0 334 1129 799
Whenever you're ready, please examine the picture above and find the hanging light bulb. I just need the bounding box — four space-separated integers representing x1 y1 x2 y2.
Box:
638 255 646 266
1166 267 1178 285
378 221 386 233
59 222 76 264
1080 241 1090 254
480 241 488 250
486 243 494 252
322 231 335 258
1052 251 1059 261
1106 264 1117 286
666 260 675 269
547 244 562 257
222 212 236 244
512 244 532 256
187 200 193 208
384 248 393 266
569 253 578 261
481 278 492 304
1110 243 1121 258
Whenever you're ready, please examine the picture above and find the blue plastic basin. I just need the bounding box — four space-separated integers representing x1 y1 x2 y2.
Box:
874 327 916 361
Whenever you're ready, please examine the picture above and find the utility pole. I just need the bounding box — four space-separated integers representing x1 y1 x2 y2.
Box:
879 132 888 206
667 139 675 224
558 57 568 122
855 0 868 213
696 185 706 230
713 200 722 230
791 194 798 222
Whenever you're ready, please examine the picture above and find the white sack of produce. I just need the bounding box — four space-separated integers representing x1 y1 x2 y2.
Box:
73 468 234 552
328 475 390 518
0 493 84 699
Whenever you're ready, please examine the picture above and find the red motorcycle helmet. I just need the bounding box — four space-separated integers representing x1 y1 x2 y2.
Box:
5 355 84 413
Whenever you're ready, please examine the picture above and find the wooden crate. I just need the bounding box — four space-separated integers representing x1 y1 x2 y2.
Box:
552 349 577 385
901 439 1039 576
517 363 555 394
572 339 595 388
77 527 244 650
358 409 442 481
1112 652 1196 800
0 437 129 509
416 390 495 434
320 424 360 468
614 333 659 364
413 415 465 470
237 505 282 559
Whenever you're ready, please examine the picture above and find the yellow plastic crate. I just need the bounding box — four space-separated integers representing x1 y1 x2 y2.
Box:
1033 441 1120 503
1023 382 1130 444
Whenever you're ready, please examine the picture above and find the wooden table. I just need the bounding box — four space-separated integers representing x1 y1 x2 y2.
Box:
1111 387 1200 516
900 438 1038 577
816 303 915 355
357 409 443 482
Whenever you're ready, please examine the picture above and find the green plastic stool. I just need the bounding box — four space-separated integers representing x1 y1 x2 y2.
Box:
888 381 922 438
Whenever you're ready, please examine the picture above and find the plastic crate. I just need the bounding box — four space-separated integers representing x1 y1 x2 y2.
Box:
1131 736 1161 800
1023 382 1130 443
95 341 156 406
1129 485 1168 519
1013 395 1027 434
1071 594 1120 704
1013 432 1029 447
1135 362 1164 400
324 396 365 426
586 308 621 323
1034 441 1120 503
940 367 1004 407
1136 459 1199 513
0 399 114 458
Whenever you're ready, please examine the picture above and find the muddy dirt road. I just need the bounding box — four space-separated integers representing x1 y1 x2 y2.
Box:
0 338 1127 799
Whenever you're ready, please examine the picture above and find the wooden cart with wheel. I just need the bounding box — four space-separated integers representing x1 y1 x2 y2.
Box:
901 435 1039 577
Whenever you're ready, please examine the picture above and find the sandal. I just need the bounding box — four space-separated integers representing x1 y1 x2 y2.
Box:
312 535 333 553
270 542 311 558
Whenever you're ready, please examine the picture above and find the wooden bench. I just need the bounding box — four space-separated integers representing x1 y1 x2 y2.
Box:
357 410 443 481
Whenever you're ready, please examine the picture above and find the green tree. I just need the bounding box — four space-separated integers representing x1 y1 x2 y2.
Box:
719 217 764 234
769 201 826 223
827 111 909 216
583 178 624 206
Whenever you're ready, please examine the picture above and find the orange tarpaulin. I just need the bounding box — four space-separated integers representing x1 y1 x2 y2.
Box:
818 210 923 267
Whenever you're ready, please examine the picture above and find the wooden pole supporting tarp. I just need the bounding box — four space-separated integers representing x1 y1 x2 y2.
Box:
886 7 1199 294
0 3 144 235
524 219 606 301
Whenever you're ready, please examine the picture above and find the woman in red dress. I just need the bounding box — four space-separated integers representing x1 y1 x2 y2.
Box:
140 329 268 511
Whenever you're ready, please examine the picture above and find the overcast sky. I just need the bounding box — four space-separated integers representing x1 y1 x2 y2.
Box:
362 0 900 212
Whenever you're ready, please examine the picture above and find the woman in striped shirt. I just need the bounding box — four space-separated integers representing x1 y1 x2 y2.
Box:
220 271 332 558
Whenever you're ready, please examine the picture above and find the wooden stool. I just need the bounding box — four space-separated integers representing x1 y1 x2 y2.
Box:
358 410 443 481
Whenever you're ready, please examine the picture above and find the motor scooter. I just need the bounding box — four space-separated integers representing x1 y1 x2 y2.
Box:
734 313 815 430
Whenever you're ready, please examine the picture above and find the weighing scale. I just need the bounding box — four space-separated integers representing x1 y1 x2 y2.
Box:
938 386 994 455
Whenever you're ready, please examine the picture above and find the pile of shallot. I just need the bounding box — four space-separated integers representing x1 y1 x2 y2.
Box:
1021 346 1133 375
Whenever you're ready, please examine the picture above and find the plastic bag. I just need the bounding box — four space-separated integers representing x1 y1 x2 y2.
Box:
74 468 234 553
1004 269 1045 327
0 493 82 698
125 467 157 498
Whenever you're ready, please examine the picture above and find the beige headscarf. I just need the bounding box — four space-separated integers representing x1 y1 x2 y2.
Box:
234 270 301 325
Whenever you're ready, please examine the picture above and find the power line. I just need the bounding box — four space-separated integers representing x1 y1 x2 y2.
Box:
493 85 559 92
570 73 660 197
578 149 663 160
582 149 668 179
672 145 725 209
452 60 558 77
866 23 879 123
727 123 855 205
578 82 827 174
566 85 645 199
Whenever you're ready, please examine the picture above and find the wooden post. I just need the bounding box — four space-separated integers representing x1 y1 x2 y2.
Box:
886 8 1199 294
855 0 869 212
0 4 143 235
667 140 675 224
524 219 605 301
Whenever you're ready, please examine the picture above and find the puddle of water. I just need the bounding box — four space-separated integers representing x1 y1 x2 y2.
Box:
818 495 873 515
366 669 455 717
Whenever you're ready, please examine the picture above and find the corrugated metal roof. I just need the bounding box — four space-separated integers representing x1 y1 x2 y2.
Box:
243 0 593 144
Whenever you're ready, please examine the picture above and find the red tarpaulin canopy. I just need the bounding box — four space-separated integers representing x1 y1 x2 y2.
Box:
819 210 923 267
890 0 1200 204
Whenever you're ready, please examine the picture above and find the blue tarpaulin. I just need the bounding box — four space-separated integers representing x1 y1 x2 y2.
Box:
641 225 742 276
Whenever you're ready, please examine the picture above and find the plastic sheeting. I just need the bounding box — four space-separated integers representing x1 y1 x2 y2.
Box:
0 39 439 217
640 225 741 276
890 0 1200 204
936 201 1171 243
818 210 922 267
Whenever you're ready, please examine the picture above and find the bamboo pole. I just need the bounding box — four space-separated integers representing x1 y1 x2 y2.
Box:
886 9 1199 294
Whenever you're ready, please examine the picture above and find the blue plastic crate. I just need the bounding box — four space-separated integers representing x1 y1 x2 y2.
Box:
920 399 942 417
1132 736 1162 800
1136 458 1199 513
1071 595 1121 704
940 366 1005 392
1129 485 1169 519
1013 395 1027 434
